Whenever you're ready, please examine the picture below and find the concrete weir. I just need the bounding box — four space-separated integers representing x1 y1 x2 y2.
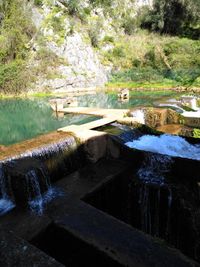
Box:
0 107 200 266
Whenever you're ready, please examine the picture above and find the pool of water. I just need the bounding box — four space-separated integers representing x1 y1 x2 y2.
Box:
0 98 97 146
77 90 181 109
0 91 187 146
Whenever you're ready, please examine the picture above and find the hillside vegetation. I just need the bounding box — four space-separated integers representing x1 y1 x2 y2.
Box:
0 0 199 94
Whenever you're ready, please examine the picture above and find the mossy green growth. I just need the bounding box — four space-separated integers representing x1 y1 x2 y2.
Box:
193 128 200 138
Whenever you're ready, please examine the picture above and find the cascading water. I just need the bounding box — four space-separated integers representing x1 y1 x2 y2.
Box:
130 109 145 124
126 134 200 160
0 164 15 215
26 169 44 215
25 166 64 216
135 154 173 238
0 135 79 216
137 154 172 185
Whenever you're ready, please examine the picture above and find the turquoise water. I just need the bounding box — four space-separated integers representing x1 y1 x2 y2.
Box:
0 91 180 146
77 91 180 109
0 98 96 146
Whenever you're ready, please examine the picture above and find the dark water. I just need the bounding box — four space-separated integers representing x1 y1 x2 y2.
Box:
0 91 179 146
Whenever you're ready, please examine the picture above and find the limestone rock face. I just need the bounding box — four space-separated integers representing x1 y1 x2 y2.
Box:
47 33 107 91
31 3 108 92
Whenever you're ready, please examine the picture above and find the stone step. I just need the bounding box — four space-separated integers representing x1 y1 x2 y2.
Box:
0 228 64 267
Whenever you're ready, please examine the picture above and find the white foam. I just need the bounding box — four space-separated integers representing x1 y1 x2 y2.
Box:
29 187 64 216
131 109 145 124
0 199 15 215
126 134 200 160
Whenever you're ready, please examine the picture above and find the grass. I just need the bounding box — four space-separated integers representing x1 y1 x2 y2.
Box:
101 31 200 89
107 81 181 90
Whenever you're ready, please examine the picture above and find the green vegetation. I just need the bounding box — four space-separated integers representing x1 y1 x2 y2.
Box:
0 0 35 94
105 32 200 89
140 0 200 39
0 0 199 94
193 128 200 138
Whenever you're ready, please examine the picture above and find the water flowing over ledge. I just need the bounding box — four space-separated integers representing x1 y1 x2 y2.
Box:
0 134 82 216
126 134 200 160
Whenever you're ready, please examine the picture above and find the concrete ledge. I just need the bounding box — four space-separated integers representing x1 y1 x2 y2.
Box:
0 228 64 267
49 198 198 267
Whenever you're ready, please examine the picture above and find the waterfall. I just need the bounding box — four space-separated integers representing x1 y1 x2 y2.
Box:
136 154 173 237
25 167 63 216
130 109 145 124
26 169 44 215
0 136 77 216
0 164 15 215
126 134 200 160
138 154 172 185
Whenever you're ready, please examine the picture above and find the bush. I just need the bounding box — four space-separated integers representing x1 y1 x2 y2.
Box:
88 28 99 47
67 0 81 16
0 60 30 93
103 35 114 43
112 47 125 58
122 16 137 35
140 0 200 38
111 67 164 83
34 0 43 6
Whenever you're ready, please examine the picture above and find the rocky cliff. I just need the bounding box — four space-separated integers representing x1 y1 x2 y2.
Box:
29 0 146 92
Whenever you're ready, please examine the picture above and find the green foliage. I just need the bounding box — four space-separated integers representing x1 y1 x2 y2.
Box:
67 0 82 16
88 28 99 47
110 67 165 83
104 31 200 88
89 0 112 9
0 0 35 93
88 19 103 47
112 47 126 58
103 35 114 43
0 0 35 63
140 0 200 38
34 0 43 6
0 60 30 93
122 16 137 35
193 129 200 138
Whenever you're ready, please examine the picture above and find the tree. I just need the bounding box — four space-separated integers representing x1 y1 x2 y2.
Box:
140 0 200 38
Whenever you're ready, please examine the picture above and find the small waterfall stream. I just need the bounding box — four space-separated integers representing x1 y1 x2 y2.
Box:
26 169 44 215
26 168 63 216
135 154 173 238
0 164 15 215
0 136 79 216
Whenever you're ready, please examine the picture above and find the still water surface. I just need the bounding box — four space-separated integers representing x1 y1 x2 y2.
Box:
0 91 180 145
